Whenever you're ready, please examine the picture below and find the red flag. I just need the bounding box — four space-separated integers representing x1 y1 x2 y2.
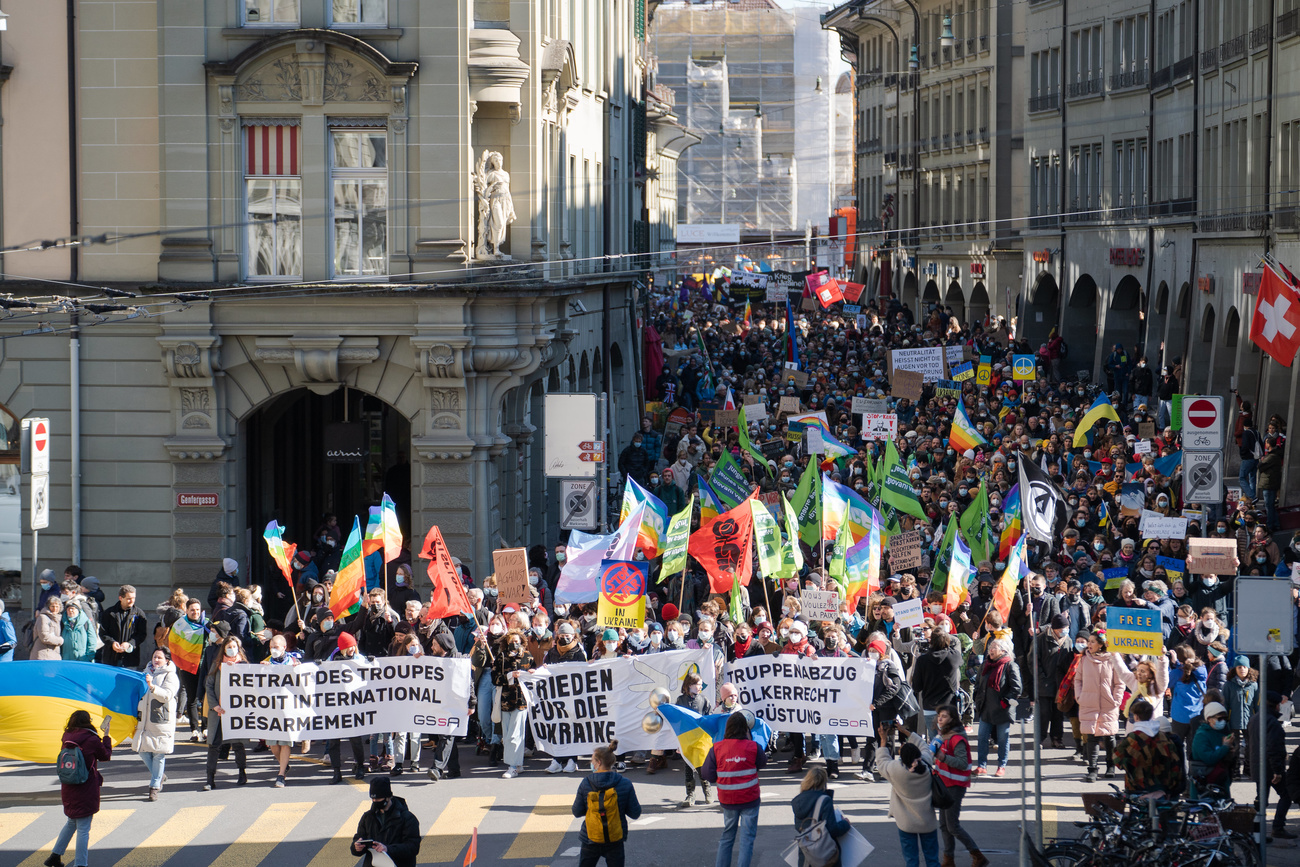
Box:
841 281 866 303
688 497 756 593
420 525 474 621
463 827 478 866
1250 263 1300 366
816 279 844 309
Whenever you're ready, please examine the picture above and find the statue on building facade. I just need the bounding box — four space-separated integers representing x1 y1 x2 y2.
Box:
473 150 515 259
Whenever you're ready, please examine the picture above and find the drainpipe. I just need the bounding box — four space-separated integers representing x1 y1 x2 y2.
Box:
67 0 79 280
70 310 81 564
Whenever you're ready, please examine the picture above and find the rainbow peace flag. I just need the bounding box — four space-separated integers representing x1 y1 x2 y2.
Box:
0 662 147 763
380 493 403 563
262 520 297 589
697 473 725 524
620 477 668 558
998 484 1021 563
821 474 873 542
656 703 772 769
948 399 988 453
329 516 365 619
994 535 1029 622
168 617 206 675
845 508 882 601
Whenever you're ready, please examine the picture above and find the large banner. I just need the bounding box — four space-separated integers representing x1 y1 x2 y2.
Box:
220 658 474 741
519 648 713 758
724 656 876 735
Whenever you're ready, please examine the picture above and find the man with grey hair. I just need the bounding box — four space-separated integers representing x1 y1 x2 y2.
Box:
972 636 1021 776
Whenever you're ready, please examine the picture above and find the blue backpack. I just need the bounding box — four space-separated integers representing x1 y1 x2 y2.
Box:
56 741 89 785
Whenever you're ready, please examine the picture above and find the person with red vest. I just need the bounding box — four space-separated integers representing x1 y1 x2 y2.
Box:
701 712 767 867
921 706 988 867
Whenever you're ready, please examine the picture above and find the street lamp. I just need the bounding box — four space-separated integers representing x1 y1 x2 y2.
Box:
940 16 954 49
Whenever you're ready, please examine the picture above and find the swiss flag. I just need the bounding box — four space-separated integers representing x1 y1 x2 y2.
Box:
1251 263 1300 366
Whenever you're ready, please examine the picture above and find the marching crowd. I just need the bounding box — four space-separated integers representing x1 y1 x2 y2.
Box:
13 278 1300 867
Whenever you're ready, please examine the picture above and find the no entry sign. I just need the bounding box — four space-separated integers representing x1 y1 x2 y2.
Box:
1180 395 1223 450
29 418 50 476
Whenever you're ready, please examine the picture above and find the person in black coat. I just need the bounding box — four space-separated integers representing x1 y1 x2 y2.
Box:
911 629 961 737
99 585 148 669
351 778 421 867
207 559 241 609
1247 691 1294 838
1034 614 1073 749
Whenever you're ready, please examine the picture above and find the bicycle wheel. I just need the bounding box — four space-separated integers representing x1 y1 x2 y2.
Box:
1041 842 1093 867
1220 833 1260 867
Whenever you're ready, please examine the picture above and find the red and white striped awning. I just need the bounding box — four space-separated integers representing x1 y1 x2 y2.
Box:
246 124 299 177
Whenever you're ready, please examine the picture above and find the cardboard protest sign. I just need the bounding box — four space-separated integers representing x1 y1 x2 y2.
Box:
1186 537 1239 575
891 347 946 382
1105 608 1163 655
1133 440 1152 456
888 530 922 571
493 547 532 607
893 369 923 401
852 397 888 415
1138 422 1156 439
714 410 740 430
746 403 769 422
779 396 802 416
800 589 840 622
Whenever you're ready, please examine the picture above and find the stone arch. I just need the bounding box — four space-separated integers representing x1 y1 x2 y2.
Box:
1223 306 1240 347
1156 281 1169 314
1063 275 1098 374
1200 303 1216 343
901 271 920 315
945 281 966 324
922 279 940 308
610 343 626 395
547 366 561 392
1103 275 1143 358
1022 272 1058 349
968 281 990 327
578 352 591 392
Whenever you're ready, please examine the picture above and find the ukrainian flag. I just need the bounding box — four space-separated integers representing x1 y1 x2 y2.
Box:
0 661 148 763
656 703 773 768
1072 395 1123 447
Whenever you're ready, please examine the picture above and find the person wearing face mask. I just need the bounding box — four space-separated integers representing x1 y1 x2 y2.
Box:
662 623 686 651
204 636 249 790
258 634 299 787
471 619 506 763
132 647 180 801
1187 571 1235 621
971 638 1022 777
1034 614 1073 751
1187 701 1235 798
595 628 625 661
350 777 421 867
674 672 714 806
60 598 98 664
545 621 588 665
1072 631 1125 783
854 637 905 782
494 628 536 779
912 629 962 741
1112 698 1184 796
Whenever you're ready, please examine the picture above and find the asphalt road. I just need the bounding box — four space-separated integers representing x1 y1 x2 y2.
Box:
0 723 1293 867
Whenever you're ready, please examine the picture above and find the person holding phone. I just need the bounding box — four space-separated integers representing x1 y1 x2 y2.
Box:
350 777 420 867
44 712 112 867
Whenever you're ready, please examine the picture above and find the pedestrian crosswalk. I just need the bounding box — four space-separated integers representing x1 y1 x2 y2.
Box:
0 793 583 867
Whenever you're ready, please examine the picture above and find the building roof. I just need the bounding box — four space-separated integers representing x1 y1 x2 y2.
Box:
659 0 782 10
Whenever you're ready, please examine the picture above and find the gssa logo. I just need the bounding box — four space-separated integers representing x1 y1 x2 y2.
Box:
412 715 461 728
828 718 872 728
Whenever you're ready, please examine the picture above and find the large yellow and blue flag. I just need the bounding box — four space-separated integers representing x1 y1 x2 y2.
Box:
1073 395 1123 447
656 703 773 768
0 661 148 762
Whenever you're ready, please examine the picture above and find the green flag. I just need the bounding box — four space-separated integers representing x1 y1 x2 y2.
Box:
660 495 695 575
729 574 746 626
750 499 784 578
709 451 750 508
737 405 770 474
928 518 959 593
791 461 821 547
780 493 805 571
958 480 994 566
880 441 927 520
864 452 880 507
828 518 850 594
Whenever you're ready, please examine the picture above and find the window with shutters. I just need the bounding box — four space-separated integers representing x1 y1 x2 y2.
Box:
330 128 389 277
244 123 302 279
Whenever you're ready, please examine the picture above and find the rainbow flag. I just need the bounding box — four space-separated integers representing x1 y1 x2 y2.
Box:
380 493 403 563
168 617 206 675
656 703 772 769
944 534 972 614
697 473 725 523
821 474 874 542
844 509 882 602
362 506 385 592
262 521 297 590
788 411 830 434
998 484 1021 563
994 534 1029 622
948 399 988 453
620 477 669 558
0 662 147 762
329 516 365 619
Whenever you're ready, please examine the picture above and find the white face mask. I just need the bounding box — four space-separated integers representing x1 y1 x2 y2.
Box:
407 642 421 655
224 645 238 658
790 631 805 642
779 628 789 639
699 631 714 643
270 648 285 660
868 651 881 661
604 641 618 653
650 633 662 645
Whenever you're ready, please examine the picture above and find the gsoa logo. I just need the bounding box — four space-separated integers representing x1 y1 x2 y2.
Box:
828 718 872 728
412 715 461 728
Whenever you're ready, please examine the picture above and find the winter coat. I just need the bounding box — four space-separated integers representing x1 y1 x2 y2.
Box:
1258 449 1283 492
60 609 98 662
132 661 179 755
59 727 112 818
1034 631 1071 698
912 642 961 710
1169 659 1207 724
207 565 242 609
572 771 642 844
1073 651 1126 736
874 733 937 834
204 660 241 733
973 655 1022 726
99 602 148 668
1246 709 1286 781
29 608 64 660
1222 674 1259 731
491 645 534 712
791 789 851 865
351 796 422 867
0 611 15 662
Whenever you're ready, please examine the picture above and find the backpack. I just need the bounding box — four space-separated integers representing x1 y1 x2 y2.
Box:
56 741 89 785
583 780 624 844
794 795 840 867
1059 339 1069 359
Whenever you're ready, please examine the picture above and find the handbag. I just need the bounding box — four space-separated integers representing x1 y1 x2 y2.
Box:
929 765 955 810
793 794 840 867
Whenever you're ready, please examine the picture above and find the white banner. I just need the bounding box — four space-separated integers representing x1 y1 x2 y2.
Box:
861 412 898 440
723 656 876 735
220 658 474 741
890 347 946 382
519 649 714 758
1139 514 1187 538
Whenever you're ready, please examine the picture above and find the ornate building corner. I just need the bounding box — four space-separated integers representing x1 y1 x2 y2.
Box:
158 334 228 460
410 335 474 457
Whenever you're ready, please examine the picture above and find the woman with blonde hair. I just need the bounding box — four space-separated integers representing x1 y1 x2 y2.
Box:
790 766 852 866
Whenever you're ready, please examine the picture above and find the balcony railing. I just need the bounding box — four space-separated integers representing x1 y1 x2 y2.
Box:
884 150 899 166
865 138 883 154
1029 92 1060 112
856 70 884 90
1029 215 1060 230
899 152 914 169
1200 213 1267 232
942 132 951 148
1151 66 1171 88
1067 77 1102 98
978 126 988 142
1150 198 1197 217
1201 46 1218 71
1281 9 1300 39
1251 23 1272 49
1278 209 1298 231
1109 67 1148 91
1220 33 1247 63
1173 55 1195 79
885 73 899 89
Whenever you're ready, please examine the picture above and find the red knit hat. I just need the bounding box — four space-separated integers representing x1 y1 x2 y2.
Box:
868 639 890 659
338 631 357 651
661 603 680 621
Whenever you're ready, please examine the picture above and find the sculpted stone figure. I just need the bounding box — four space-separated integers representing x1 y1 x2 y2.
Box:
474 150 515 259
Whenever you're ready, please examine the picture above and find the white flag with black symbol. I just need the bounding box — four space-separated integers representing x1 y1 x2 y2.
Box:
1018 459 1066 545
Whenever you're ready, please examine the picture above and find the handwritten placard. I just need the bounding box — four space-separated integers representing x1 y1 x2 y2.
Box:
714 410 739 430
1102 566 1130 590
1187 537 1239 575
493 547 532 607
894 369 923 402
950 361 975 381
1138 422 1156 439
1133 440 1152 455
1139 514 1187 538
800 589 841 622
888 530 922 571
893 597 925 630
779 396 802 416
